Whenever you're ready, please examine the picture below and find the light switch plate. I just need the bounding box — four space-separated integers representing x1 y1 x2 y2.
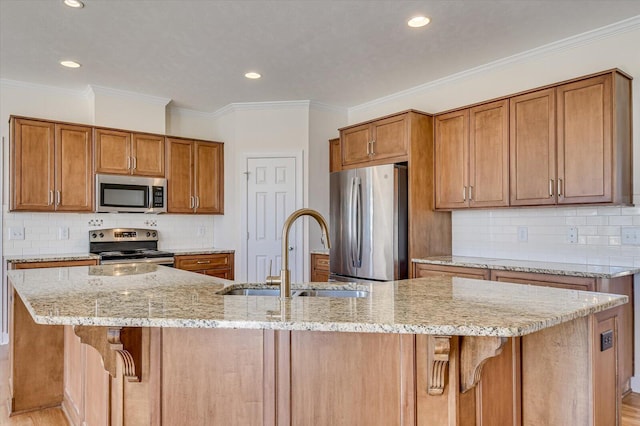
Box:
517 226 528 242
58 226 69 240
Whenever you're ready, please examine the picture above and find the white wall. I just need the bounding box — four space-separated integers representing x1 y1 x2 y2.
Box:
308 104 347 251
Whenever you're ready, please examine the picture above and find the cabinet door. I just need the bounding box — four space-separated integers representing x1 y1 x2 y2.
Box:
95 129 132 175
55 124 93 212
11 118 55 211
435 110 469 209
132 133 165 177
557 74 612 204
194 141 224 214
166 138 194 213
329 138 342 172
341 123 371 166
370 114 408 162
509 88 557 206
469 100 509 208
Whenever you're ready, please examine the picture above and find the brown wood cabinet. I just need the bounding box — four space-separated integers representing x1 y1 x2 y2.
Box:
510 71 632 206
166 138 224 214
95 129 164 177
413 262 490 280
310 253 329 281
10 118 93 212
412 261 634 396
175 253 234 279
435 100 509 210
339 112 409 168
11 259 98 269
329 138 341 172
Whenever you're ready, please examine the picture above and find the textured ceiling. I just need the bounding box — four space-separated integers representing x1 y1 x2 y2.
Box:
1 0 639 112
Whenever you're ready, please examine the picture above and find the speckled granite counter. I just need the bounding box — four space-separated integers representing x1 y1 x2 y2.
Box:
5 253 100 264
8 264 625 337
170 248 235 255
413 256 640 279
310 249 329 255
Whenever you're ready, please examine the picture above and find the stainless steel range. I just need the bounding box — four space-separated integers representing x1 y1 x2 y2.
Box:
89 228 174 266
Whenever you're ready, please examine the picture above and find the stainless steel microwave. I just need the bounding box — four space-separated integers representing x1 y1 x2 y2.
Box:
96 174 167 213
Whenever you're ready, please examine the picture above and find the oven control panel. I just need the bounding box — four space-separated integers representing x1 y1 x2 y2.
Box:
89 228 158 242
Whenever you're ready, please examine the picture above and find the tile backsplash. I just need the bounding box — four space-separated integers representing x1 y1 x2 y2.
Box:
452 204 640 267
2 207 218 256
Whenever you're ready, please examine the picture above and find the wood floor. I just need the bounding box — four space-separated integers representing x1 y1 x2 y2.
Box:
0 341 639 425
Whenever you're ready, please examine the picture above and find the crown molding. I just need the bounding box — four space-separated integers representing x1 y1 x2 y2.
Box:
309 100 348 114
88 84 172 106
211 100 313 118
349 15 640 114
0 78 89 98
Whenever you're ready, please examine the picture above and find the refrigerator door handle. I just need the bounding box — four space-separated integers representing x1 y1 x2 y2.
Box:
349 177 357 267
354 176 362 268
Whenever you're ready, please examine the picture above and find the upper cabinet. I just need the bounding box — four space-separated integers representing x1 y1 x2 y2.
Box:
340 113 409 169
436 69 632 210
10 118 93 212
329 138 341 173
435 100 509 209
95 129 164 177
166 138 224 214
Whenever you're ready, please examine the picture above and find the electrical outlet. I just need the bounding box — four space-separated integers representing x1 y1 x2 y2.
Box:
58 226 69 240
197 226 206 237
567 227 578 243
601 330 613 351
8 227 24 240
622 227 640 245
517 226 528 242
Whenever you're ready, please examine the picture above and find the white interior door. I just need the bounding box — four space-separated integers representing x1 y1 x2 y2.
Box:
246 157 300 283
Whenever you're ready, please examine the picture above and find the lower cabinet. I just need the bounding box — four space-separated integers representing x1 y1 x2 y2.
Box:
310 253 329 282
11 259 98 269
175 253 234 279
412 261 634 396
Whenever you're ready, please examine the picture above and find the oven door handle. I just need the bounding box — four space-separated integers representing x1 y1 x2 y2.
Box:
100 257 175 266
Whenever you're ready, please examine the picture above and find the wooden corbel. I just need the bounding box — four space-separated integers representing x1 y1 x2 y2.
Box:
427 335 451 395
74 326 140 381
459 336 507 393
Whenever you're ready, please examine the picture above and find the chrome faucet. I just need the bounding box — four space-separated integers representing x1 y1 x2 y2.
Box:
266 208 331 297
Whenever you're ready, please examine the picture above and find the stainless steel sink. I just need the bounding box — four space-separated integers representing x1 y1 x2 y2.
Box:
218 287 369 298
297 289 369 298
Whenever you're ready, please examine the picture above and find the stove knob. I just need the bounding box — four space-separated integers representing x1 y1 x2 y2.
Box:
99 232 104 238
91 233 97 239
152 232 157 237
146 232 151 237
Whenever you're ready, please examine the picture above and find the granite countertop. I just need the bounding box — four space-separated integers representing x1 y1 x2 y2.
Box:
8 265 625 337
170 248 235 256
5 253 101 263
413 256 640 279
310 249 329 255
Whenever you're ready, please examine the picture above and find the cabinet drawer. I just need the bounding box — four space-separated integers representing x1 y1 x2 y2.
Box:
489 270 596 291
412 263 489 280
175 254 231 271
312 254 329 272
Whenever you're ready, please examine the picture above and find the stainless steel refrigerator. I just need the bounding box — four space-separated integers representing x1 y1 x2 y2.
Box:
330 164 408 282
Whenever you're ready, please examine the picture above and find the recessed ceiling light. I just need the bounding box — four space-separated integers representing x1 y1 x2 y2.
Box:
407 16 430 28
63 0 84 8
60 60 81 68
245 72 261 79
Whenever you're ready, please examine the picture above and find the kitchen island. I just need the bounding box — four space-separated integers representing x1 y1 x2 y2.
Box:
8 264 627 425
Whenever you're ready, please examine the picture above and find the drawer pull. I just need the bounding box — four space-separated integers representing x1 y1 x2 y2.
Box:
196 260 211 264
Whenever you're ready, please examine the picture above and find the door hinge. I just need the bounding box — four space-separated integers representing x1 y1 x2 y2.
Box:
243 171 251 180
247 232 250 240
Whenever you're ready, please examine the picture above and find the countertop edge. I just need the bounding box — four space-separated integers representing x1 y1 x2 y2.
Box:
412 257 640 279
